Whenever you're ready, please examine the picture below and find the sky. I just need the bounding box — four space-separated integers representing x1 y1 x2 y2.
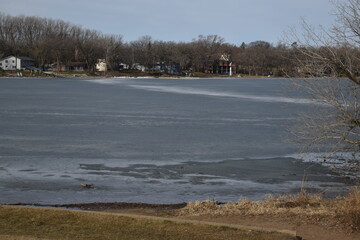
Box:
1 0 336 45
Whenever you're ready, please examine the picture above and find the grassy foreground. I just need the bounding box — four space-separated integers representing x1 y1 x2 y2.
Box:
0 206 293 240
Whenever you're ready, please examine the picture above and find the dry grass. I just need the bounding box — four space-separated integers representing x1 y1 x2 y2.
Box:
335 189 360 231
0 235 51 240
179 188 360 231
0 206 292 240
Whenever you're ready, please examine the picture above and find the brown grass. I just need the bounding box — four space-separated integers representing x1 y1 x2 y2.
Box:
0 206 292 240
0 235 51 240
179 188 360 231
336 189 360 231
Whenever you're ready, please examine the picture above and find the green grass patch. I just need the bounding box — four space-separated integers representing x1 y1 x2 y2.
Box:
0 206 293 240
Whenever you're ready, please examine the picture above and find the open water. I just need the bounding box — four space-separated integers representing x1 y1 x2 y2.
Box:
0 77 352 204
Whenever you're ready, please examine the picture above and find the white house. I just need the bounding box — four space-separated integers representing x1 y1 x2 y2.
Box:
0 56 35 70
119 62 130 70
96 59 107 72
131 63 146 72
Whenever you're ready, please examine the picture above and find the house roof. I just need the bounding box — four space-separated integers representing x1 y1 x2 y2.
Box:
18 56 34 61
0 56 14 61
0 56 34 61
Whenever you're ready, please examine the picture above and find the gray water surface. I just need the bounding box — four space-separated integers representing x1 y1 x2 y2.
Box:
0 77 350 204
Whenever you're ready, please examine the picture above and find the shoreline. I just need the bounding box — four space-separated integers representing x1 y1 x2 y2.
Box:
4 185 358 210
0 71 287 79
0 73 345 80
9 202 189 211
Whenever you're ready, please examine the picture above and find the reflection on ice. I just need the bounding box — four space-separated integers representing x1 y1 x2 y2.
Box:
85 77 327 105
129 84 325 105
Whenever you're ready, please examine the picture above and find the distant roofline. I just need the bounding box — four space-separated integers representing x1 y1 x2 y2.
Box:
0 56 34 61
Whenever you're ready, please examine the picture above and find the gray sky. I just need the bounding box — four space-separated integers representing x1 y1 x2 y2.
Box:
1 0 335 44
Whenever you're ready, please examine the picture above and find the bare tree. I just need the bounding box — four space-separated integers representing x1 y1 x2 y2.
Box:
130 35 153 68
287 0 360 161
192 35 225 72
102 34 124 71
0 13 307 76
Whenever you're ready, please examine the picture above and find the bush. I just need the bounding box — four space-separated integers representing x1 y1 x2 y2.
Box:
337 189 360 231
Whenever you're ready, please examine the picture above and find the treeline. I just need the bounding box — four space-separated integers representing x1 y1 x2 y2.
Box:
0 13 297 76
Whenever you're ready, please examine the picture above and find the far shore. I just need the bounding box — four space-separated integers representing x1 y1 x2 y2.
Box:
0 70 288 79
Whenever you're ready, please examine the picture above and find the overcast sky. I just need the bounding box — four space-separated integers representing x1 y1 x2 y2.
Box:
1 0 335 44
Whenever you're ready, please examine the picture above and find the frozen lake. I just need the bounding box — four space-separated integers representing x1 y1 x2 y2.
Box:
0 77 351 204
